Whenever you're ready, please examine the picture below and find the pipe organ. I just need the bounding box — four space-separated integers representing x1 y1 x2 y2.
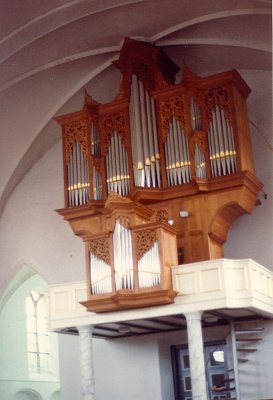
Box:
56 38 263 312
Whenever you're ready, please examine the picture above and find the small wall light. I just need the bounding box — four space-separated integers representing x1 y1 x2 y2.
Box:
179 211 189 218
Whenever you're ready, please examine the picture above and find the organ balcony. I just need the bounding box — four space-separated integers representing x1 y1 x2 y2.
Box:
55 37 262 312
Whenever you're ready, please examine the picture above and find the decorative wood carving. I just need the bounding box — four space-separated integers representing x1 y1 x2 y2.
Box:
89 238 110 265
101 110 127 149
63 120 89 163
136 229 157 261
155 209 169 223
159 95 186 140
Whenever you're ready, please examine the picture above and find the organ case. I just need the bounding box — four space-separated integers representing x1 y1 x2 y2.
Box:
56 38 262 312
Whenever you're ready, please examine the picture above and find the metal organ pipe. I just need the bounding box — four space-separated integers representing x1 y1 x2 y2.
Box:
67 140 90 207
90 253 112 294
113 221 134 290
190 97 202 131
106 131 130 196
93 167 102 200
91 123 100 156
129 74 161 188
164 117 191 186
194 144 206 178
138 241 161 288
208 105 237 177
190 97 206 178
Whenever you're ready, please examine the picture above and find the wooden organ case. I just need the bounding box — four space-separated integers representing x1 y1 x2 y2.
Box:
56 38 262 312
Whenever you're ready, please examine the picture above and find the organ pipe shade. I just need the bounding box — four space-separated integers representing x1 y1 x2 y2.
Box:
90 253 112 294
113 221 134 290
138 241 161 288
208 105 237 177
190 97 202 130
164 116 191 186
194 144 206 178
106 131 130 196
67 140 90 207
129 74 161 188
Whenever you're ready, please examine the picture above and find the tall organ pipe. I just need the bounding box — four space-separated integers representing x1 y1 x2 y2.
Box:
138 241 161 288
67 140 90 207
113 221 134 290
90 253 112 294
164 117 191 186
105 131 130 196
129 74 161 188
190 97 202 131
208 106 237 177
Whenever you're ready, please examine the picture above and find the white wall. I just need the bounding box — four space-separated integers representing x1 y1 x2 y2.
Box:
0 142 85 297
59 333 162 400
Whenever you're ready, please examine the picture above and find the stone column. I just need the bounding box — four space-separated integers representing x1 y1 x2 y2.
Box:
185 311 208 400
77 325 96 400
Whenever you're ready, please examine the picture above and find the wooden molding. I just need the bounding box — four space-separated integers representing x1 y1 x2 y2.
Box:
81 288 178 313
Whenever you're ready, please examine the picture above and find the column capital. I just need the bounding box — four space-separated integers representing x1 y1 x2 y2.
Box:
77 324 94 335
184 311 203 322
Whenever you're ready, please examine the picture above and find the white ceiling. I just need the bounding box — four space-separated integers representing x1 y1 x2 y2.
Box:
0 0 271 213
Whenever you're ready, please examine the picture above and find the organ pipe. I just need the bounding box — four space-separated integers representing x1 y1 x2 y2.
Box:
67 140 90 207
194 144 206 178
113 221 134 290
129 74 161 188
138 241 161 288
165 116 191 186
90 253 112 294
190 97 202 130
93 167 102 200
208 106 237 177
106 131 130 196
90 122 100 155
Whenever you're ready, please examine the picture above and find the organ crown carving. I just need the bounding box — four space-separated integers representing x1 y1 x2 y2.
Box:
56 38 263 312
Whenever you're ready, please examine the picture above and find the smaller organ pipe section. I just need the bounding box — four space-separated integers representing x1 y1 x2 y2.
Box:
164 116 191 186
190 97 202 131
106 131 130 196
130 74 161 188
91 122 103 200
90 122 100 156
194 144 206 178
191 97 206 178
93 167 102 200
208 105 237 177
113 221 134 290
67 140 90 207
90 253 112 294
138 241 161 288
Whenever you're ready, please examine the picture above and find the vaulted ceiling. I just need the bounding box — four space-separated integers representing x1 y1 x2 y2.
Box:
0 0 271 213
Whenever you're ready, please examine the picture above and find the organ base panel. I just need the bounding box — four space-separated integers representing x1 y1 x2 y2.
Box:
56 38 263 312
